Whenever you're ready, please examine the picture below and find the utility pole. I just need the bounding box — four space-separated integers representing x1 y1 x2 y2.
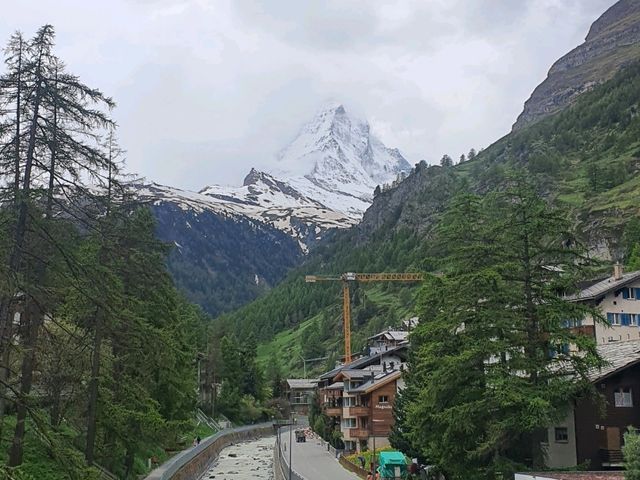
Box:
297 353 307 378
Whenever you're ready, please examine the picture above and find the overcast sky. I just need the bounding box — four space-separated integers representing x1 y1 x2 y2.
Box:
1 0 615 190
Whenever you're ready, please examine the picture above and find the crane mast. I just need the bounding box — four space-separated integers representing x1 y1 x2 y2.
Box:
305 272 424 363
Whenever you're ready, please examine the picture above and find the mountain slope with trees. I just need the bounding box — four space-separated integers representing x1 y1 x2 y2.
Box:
219 58 640 376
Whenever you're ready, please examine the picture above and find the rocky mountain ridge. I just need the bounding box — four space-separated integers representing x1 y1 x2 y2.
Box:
140 103 410 251
513 0 640 130
137 104 410 314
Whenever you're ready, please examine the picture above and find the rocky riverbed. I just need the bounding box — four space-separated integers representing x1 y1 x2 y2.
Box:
201 435 275 479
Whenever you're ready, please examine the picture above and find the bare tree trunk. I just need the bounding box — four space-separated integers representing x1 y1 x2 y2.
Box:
85 311 103 465
46 67 58 218
124 447 135 479
0 341 11 441
13 35 22 203
8 301 44 466
6 69 45 467
50 381 62 427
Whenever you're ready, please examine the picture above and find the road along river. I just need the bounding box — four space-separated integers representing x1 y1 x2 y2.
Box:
200 435 275 479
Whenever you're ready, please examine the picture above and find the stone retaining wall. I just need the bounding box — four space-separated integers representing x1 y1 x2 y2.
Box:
145 423 274 480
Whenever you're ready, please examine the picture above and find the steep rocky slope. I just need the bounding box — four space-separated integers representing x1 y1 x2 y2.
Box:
513 0 640 130
150 201 302 316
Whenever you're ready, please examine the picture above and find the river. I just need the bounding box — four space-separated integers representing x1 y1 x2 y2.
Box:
201 435 275 479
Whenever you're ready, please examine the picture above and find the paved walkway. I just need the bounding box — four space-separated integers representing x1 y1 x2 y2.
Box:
279 426 360 480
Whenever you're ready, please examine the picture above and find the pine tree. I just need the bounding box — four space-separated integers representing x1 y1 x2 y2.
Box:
440 154 453 167
402 172 604 479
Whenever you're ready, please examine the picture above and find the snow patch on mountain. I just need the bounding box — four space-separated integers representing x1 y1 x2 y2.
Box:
137 103 410 251
137 178 354 253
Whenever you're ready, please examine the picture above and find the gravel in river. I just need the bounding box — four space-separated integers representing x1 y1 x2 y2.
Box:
201 435 275 480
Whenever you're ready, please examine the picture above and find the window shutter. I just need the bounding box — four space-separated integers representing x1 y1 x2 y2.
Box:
623 288 630 299
635 288 640 300
622 313 631 326
607 313 614 324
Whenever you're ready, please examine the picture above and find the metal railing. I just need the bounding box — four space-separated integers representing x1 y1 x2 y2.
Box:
275 427 306 480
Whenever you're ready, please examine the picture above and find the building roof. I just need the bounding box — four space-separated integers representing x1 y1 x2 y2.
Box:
567 270 640 301
589 339 640 382
286 379 319 389
318 344 408 381
340 369 377 380
368 330 409 342
350 370 402 394
325 381 344 390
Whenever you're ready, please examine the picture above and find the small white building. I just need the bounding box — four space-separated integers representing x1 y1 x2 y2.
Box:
568 264 640 345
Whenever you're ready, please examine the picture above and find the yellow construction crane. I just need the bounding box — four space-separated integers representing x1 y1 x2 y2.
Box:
305 272 424 363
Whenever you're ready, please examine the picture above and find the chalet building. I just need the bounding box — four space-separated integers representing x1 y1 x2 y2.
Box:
544 339 640 470
316 333 409 453
284 378 318 415
339 369 403 452
568 265 640 345
368 330 409 354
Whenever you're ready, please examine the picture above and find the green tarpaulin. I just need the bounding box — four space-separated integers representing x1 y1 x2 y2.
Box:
377 451 407 479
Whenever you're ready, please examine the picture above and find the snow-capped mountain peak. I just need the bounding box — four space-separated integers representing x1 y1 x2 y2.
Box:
271 103 410 216
136 103 411 252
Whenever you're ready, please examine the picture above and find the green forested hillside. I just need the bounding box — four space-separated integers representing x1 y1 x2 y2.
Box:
219 61 640 374
0 27 211 479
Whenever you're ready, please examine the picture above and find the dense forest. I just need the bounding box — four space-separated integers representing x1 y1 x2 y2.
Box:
0 26 209 479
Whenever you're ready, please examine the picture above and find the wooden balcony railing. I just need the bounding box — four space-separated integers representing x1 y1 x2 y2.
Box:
323 406 342 417
349 428 370 439
348 406 370 416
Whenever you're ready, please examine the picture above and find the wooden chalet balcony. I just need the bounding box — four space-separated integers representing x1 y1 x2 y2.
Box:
349 428 370 439
569 325 595 337
323 405 342 417
348 406 370 416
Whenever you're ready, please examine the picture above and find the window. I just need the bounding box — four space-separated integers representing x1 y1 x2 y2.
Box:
555 427 569 443
632 314 639 327
607 313 621 326
622 288 639 300
562 318 583 328
378 395 389 403
614 387 633 407
342 418 356 428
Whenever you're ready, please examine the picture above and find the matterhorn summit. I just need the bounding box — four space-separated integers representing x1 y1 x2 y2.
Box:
272 102 411 217
138 103 410 252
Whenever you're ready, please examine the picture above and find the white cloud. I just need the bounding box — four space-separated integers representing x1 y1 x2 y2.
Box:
0 0 615 189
